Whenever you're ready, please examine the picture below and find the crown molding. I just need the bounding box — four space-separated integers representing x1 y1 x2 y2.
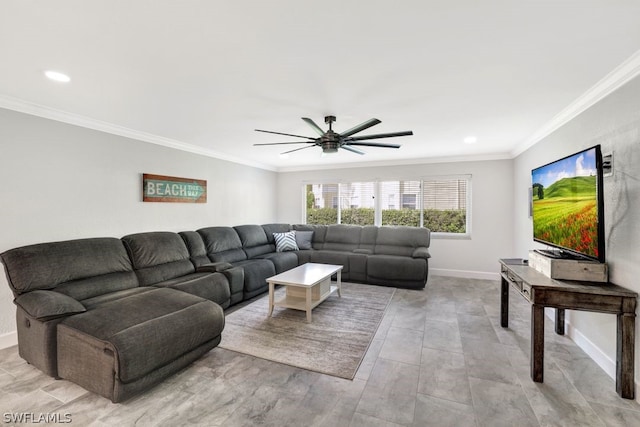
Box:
511 49 640 157
0 95 277 172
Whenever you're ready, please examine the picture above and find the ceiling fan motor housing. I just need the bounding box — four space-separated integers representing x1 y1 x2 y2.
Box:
321 130 339 153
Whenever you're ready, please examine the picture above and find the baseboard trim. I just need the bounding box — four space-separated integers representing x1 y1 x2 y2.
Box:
567 322 616 379
0 331 17 349
430 268 500 281
545 310 639 403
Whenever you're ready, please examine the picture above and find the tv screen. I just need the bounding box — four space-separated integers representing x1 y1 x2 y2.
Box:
531 145 605 262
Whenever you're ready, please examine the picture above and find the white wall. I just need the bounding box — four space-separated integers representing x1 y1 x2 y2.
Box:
513 75 640 383
0 108 278 339
276 159 514 278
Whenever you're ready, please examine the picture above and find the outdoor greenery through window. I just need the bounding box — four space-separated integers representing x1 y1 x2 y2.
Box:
305 176 469 234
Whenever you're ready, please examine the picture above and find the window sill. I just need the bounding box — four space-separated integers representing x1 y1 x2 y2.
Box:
431 232 471 240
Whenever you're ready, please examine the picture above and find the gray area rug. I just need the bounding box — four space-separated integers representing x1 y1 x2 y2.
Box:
219 282 395 379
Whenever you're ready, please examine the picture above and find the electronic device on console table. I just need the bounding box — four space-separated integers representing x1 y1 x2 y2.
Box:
528 250 608 283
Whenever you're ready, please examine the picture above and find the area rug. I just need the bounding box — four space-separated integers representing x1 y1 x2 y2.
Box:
219 282 395 379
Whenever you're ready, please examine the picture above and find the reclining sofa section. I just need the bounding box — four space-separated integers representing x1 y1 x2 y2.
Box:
183 224 430 300
0 237 227 403
0 223 430 402
293 224 431 289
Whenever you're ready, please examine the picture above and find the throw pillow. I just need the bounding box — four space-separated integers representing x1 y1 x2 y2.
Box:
273 231 299 252
295 230 314 250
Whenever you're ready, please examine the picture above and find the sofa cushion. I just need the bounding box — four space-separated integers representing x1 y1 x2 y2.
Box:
367 254 427 288
374 226 431 257
359 226 378 252
293 224 327 249
261 224 291 244
122 232 195 286
152 272 231 308
80 288 157 310
55 271 140 301
179 231 210 267
306 250 350 274
197 227 247 263
234 225 273 258
273 231 298 252
0 238 138 299
58 288 224 384
323 225 362 252
232 259 275 299
255 251 299 274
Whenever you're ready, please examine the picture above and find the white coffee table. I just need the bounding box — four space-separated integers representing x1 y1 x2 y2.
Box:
267 263 342 322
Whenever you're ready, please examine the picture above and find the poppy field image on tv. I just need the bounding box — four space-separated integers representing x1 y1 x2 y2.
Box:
531 147 600 259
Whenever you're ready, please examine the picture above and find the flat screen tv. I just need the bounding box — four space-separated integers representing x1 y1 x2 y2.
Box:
531 145 605 262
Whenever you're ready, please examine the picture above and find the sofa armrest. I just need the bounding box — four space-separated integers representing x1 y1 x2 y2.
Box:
353 249 372 255
14 290 86 320
412 247 431 260
197 262 233 273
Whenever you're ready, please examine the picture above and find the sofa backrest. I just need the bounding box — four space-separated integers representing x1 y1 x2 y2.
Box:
261 224 291 245
179 231 210 268
323 225 362 252
197 227 247 263
374 226 431 256
293 224 327 250
359 226 378 252
234 225 272 258
0 238 139 300
121 232 195 286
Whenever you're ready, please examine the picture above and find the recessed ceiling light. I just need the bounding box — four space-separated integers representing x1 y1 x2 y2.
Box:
463 136 477 144
44 70 71 83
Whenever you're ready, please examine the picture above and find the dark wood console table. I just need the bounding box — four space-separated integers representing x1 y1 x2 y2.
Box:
499 258 637 399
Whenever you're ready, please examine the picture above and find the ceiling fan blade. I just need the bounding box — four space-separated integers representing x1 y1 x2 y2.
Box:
340 118 381 138
253 141 316 146
301 117 326 136
340 145 366 155
345 130 413 142
281 144 319 155
255 129 316 140
347 142 401 149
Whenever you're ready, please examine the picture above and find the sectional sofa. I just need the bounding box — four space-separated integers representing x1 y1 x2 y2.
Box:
0 223 430 402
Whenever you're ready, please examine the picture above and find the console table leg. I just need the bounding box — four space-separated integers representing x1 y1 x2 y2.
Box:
616 312 635 399
531 304 545 383
501 277 509 328
555 309 565 335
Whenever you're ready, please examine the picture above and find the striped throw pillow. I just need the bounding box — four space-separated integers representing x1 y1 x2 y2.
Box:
273 231 299 252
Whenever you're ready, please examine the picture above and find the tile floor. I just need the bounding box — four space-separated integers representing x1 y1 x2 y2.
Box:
1 275 639 426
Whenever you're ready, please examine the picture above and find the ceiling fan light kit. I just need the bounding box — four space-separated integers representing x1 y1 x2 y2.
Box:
254 115 413 155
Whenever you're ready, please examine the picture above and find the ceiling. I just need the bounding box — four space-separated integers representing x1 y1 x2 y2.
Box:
1 1 640 171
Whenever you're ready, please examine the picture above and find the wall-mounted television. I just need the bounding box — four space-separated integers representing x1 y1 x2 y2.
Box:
531 145 605 262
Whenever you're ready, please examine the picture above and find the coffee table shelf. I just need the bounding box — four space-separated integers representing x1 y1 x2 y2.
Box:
273 285 339 311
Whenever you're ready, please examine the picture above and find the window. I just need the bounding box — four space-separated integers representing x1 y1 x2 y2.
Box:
422 178 468 234
304 175 470 234
305 184 338 224
381 180 421 227
339 182 375 225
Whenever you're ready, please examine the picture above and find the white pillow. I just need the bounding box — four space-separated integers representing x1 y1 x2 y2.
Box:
273 231 299 252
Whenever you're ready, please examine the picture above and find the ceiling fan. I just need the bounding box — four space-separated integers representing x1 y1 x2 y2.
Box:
254 115 413 155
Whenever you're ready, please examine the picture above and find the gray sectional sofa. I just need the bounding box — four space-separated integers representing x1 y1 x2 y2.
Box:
0 223 430 403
